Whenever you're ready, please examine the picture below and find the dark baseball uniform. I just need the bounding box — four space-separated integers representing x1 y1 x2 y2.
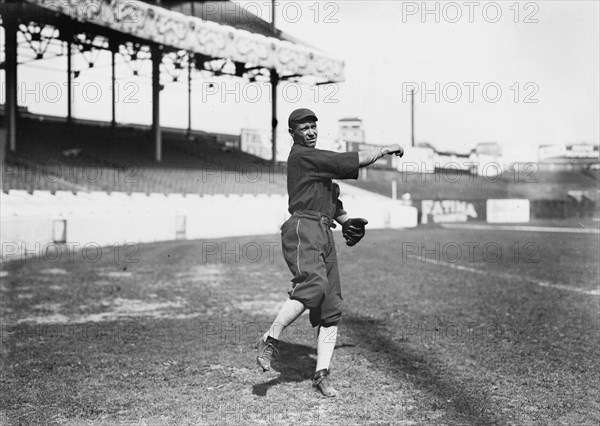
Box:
280 143 360 327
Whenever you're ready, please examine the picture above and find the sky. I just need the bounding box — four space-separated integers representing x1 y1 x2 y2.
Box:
1 1 599 163
267 0 600 162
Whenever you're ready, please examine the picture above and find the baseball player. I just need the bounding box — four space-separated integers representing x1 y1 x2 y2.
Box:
256 108 404 397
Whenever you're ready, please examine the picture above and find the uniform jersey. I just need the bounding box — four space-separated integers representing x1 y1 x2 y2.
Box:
286 144 359 219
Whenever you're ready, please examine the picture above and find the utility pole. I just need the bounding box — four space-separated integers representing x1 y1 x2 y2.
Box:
271 0 278 163
411 89 415 147
187 53 193 139
271 0 276 33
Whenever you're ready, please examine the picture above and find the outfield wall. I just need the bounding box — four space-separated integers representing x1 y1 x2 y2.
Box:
0 189 418 262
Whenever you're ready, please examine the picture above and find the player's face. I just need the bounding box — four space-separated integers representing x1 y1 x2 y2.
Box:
290 120 318 148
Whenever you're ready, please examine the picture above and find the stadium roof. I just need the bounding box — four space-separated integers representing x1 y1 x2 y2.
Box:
19 0 345 82
146 1 317 48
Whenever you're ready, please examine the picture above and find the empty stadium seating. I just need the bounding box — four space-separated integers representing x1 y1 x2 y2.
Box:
2 117 288 195
2 115 597 222
349 166 598 203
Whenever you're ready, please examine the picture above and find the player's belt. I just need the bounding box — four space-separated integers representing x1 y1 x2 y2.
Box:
292 210 337 228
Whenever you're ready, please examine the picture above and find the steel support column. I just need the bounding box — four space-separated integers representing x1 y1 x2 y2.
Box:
5 18 18 152
152 45 162 162
187 52 192 139
67 39 72 125
270 69 279 163
111 40 116 130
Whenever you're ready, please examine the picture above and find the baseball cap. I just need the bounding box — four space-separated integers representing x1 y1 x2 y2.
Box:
288 108 318 128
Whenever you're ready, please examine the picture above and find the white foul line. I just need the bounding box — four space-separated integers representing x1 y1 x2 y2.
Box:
440 223 600 234
406 255 599 296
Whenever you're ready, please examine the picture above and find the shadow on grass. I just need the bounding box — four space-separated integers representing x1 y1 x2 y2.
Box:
252 341 316 396
252 339 357 397
343 313 504 425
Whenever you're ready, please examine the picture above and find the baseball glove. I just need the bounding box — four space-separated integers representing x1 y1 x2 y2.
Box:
342 218 368 246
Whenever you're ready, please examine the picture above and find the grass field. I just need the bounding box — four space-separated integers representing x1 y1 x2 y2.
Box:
1 225 599 425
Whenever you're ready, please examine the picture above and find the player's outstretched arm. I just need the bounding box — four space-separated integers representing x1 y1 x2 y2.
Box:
335 213 349 226
358 144 404 167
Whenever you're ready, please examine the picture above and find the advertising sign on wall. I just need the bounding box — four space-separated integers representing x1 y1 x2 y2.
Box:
241 129 290 162
486 199 530 223
420 199 481 224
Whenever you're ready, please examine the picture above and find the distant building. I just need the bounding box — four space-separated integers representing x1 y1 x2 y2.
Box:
476 142 502 157
473 142 502 176
338 118 391 169
538 143 599 171
434 150 472 172
338 117 503 176
431 142 502 176
338 118 365 143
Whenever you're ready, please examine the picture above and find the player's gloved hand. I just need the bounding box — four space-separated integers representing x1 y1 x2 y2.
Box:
342 218 368 246
381 144 404 157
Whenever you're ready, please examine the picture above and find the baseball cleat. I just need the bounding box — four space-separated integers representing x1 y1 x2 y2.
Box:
255 336 279 372
313 369 337 397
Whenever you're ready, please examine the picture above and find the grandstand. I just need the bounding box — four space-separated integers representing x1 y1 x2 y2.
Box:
2 115 289 195
350 167 598 201
2 111 598 221
0 0 339 198
351 168 509 201
347 164 599 220
2 106 598 221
